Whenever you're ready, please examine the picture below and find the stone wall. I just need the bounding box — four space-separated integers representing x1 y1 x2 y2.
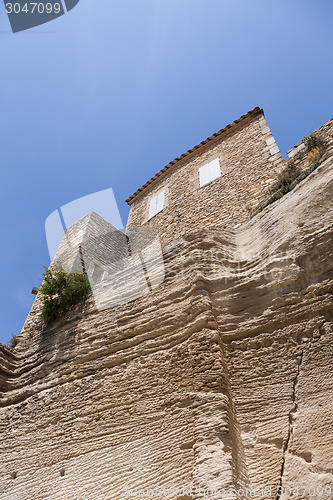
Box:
126 110 284 247
287 117 333 172
51 211 129 276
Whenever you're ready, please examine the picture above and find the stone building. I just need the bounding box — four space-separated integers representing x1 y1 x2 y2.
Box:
126 107 284 246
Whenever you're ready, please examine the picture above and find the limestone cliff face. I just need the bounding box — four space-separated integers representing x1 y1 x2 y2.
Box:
0 121 332 500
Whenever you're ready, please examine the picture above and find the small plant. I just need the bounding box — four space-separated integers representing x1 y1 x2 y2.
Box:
248 130 326 219
269 160 300 196
305 147 321 170
8 334 18 348
302 131 325 152
39 268 91 323
249 150 325 218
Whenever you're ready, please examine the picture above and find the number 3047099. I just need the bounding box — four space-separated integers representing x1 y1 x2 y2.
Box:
5 3 62 14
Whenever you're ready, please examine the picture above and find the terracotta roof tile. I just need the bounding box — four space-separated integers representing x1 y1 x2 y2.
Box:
126 106 263 205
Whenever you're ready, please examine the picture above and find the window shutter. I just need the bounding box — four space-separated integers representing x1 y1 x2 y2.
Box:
156 190 165 213
199 158 222 187
148 196 157 220
148 190 165 219
199 164 211 187
209 158 221 181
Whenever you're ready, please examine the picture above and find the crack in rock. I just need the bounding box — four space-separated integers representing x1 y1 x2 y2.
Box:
276 348 304 500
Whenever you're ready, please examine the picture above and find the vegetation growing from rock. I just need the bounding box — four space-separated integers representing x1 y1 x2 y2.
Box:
248 133 327 218
40 268 91 323
302 131 325 152
8 334 18 348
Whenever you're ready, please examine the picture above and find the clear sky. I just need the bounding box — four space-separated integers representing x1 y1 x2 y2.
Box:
0 0 332 344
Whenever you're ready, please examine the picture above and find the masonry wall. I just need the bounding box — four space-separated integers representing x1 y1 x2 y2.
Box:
126 112 284 247
52 211 129 276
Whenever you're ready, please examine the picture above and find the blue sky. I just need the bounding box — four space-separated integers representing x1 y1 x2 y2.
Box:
0 0 332 344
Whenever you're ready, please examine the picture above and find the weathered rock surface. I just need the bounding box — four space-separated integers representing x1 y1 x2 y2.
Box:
0 121 332 499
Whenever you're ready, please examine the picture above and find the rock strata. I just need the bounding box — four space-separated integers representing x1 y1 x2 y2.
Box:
0 120 332 499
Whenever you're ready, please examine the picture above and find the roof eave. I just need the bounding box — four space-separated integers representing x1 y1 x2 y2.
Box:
126 107 263 205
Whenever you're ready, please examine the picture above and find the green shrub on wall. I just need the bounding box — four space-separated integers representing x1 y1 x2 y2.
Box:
268 159 300 197
302 131 325 152
40 268 91 323
248 135 327 218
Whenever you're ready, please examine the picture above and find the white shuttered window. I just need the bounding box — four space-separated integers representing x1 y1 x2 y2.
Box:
199 158 222 187
148 190 165 220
